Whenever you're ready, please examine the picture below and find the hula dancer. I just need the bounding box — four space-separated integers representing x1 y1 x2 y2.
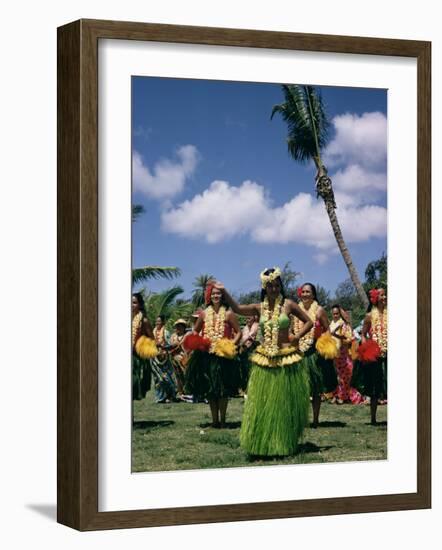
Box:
151 315 178 403
132 293 156 400
169 319 192 401
217 268 313 457
329 305 363 405
294 283 338 427
184 283 241 428
353 288 388 425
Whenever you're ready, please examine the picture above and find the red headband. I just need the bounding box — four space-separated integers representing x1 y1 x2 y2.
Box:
369 288 381 305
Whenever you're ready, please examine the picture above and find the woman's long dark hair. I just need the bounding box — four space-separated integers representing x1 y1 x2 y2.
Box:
302 282 318 302
260 268 287 302
132 292 146 315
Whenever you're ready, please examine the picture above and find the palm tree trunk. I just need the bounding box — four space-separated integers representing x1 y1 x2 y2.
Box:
323 200 369 309
314 163 369 310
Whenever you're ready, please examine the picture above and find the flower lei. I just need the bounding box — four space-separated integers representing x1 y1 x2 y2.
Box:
203 305 226 352
260 296 283 357
153 325 166 346
371 306 388 357
293 300 320 352
260 267 282 289
132 311 143 347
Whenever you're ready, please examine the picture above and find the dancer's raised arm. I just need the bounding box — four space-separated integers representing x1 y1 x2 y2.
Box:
213 282 260 318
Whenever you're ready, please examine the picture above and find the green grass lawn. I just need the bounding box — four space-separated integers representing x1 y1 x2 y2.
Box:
132 394 387 472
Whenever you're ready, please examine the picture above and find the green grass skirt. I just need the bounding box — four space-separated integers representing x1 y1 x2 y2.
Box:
240 361 310 456
352 355 387 399
184 350 242 399
132 353 151 401
303 347 337 395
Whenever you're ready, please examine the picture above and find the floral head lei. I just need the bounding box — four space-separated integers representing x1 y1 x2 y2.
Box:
260 267 282 289
204 281 217 305
369 288 381 305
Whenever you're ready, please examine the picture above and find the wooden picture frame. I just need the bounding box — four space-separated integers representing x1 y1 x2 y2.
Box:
57 18 431 531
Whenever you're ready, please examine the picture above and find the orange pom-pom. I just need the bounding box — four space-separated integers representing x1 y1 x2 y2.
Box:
358 339 381 362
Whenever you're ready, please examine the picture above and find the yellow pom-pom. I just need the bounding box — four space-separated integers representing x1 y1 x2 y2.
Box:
135 336 158 359
315 332 339 360
213 338 237 359
350 340 359 361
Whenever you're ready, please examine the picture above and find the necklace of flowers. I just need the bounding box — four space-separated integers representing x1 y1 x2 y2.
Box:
132 311 143 347
371 306 388 356
293 300 319 352
261 296 283 357
153 325 166 345
203 305 226 352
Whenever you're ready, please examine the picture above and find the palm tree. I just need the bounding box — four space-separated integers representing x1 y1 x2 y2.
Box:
271 84 369 309
191 274 215 307
132 204 146 222
143 285 185 325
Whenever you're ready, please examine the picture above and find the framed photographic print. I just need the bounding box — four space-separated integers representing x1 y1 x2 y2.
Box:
57 19 431 530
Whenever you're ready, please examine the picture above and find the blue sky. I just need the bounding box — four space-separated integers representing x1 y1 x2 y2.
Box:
132 77 387 300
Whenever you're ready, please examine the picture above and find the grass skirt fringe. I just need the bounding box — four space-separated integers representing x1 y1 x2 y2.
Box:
240 362 310 456
132 353 151 400
352 355 387 399
184 350 241 399
303 347 337 395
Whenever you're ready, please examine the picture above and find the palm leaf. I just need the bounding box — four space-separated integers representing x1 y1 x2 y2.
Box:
144 285 185 323
271 84 330 164
132 266 181 286
132 204 146 222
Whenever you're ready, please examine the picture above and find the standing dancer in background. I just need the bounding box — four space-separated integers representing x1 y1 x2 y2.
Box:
151 315 177 403
294 283 337 428
353 288 388 425
216 268 313 457
329 305 363 405
132 293 155 401
184 283 242 428
170 319 192 402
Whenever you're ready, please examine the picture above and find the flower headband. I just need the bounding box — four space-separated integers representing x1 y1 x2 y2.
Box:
204 280 217 305
260 267 282 289
368 288 381 305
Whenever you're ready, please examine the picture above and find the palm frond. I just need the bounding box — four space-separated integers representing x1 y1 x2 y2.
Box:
271 84 330 164
144 285 185 322
132 204 146 222
132 266 181 286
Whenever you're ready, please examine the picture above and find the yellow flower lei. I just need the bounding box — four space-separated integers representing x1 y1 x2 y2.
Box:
132 311 143 346
293 300 319 352
203 305 227 352
371 306 388 357
260 296 283 357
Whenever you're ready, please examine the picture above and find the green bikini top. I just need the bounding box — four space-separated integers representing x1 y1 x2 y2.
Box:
260 312 290 330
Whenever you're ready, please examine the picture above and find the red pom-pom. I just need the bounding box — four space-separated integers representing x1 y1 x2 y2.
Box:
183 333 211 352
358 339 381 362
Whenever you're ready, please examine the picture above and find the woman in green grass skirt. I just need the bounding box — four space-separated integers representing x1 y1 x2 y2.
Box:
293 283 338 427
184 283 242 428
216 268 313 457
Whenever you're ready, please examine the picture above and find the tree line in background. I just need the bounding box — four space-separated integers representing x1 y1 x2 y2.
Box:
133 255 387 332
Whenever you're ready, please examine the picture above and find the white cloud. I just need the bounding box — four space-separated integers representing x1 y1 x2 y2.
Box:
161 179 387 254
332 164 387 206
132 145 200 200
324 111 387 170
